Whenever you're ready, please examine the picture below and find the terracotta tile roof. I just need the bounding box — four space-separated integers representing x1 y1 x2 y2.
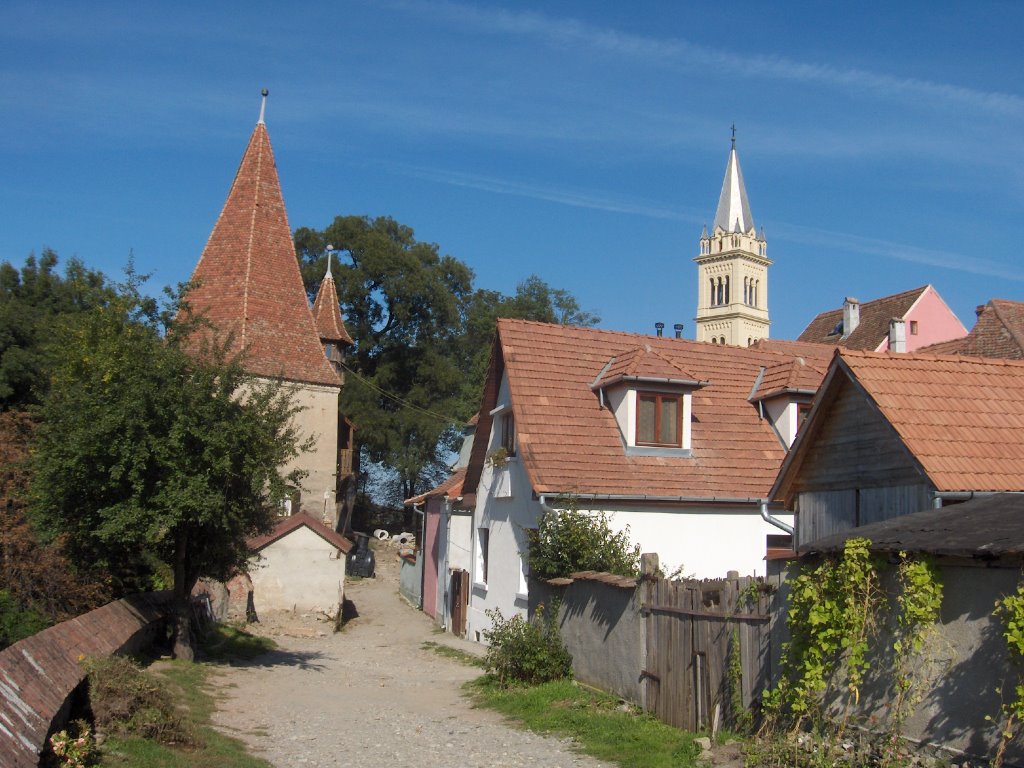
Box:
312 271 354 346
797 286 929 350
917 299 1024 360
592 345 703 388
466 320 833 501
405 468 466 505
247 511 353 553
836 349 1024 492
185 122 340 388
750 338 838 358
750 356 826 401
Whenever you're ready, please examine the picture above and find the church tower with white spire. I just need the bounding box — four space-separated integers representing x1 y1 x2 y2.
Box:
694 132 771 346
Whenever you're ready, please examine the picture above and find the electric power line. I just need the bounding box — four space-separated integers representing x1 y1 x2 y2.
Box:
336 359 463 426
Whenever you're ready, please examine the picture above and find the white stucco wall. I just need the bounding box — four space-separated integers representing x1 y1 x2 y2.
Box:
249 526 346 615
465 369 793 642
467 455 538 643
281 381 341 522
586 503 791 579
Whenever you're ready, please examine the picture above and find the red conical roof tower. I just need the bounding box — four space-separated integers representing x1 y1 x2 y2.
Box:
186 91 340 388
311 250 354 347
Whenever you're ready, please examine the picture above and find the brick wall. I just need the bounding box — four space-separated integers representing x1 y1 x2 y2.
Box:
0 592 171 768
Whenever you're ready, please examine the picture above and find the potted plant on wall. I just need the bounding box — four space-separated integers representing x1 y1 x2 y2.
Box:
486 447 512 497
486 447 510 469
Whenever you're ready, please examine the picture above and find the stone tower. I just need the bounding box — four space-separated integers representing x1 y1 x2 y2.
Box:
185 92 344 524
694 135 771 345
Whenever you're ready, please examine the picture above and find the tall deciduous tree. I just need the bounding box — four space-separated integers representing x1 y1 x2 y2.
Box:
295 216 600 506
30 275 303 659
0 250 111 409
295 216 473 503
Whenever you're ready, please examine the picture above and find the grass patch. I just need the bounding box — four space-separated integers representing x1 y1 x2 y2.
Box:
94 626 276 768
467 676 702 768
421 640 484 667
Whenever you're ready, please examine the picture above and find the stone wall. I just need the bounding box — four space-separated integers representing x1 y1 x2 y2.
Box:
0 592 171 768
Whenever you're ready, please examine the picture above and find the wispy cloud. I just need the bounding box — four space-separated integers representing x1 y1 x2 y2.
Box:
767 223 1023 282
393 163 696 221
395 161 1021 282
392 0 1024 119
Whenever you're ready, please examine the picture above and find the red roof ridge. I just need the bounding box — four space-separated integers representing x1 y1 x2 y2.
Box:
185 121 340 388
990 299 1024 353
247 512 353 553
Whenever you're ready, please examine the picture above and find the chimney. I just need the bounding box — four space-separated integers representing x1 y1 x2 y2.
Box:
889 318 907 353
842 297 860 339
673 323 684 339
976 304 987 319
655 322 664 338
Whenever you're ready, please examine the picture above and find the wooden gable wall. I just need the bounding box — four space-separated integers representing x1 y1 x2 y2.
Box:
793 376 933 546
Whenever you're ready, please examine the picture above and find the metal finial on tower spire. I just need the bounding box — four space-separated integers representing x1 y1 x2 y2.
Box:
325 245 334 278
731 123 736 149
258 88 269 125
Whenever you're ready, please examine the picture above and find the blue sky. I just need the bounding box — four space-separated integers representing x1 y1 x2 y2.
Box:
3 0 1023 339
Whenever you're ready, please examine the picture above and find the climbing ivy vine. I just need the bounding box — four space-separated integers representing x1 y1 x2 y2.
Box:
765 538 881 730
889 553 944 737
992 584 1024 768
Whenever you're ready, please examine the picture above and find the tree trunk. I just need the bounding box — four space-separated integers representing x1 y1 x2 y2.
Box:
171 530 195 661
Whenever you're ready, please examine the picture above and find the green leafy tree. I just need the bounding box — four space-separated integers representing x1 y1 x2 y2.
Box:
295 216 599 507
295 216 475 504
526 496 640 579
0 250 111 409
30 274 304 659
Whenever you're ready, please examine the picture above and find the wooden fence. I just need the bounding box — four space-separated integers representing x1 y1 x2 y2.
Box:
639 554 779 732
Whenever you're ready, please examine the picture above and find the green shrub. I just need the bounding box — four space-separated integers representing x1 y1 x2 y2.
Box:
527 496 640 579
82 655 196 745
483 604 572 686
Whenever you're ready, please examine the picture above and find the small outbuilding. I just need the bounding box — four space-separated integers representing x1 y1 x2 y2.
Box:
247 512 353 618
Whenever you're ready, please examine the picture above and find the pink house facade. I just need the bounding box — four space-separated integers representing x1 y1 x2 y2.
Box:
798 285 967 353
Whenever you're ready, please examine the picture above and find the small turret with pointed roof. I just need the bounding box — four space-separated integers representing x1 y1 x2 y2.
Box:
312 247 354 378
693 129 772 346
186 90 340 388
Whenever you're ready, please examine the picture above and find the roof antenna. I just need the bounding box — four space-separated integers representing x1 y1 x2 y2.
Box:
325 244 334 278
258 88 269 125
731 123 736 149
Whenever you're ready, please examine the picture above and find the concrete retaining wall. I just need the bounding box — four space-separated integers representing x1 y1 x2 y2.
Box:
0 592 171 768
530 573 644 704
400 553 422 608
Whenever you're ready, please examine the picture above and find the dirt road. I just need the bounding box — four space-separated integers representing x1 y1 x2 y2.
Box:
210 548 611 767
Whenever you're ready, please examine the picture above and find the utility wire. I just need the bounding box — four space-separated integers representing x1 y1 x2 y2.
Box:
336 359 463 426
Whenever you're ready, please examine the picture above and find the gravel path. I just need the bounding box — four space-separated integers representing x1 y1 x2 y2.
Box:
210 548 612 767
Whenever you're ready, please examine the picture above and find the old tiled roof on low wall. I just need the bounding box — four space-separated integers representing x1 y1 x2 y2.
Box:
0 592 171 768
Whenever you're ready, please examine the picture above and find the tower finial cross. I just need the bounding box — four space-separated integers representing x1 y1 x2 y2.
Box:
731 123 736 148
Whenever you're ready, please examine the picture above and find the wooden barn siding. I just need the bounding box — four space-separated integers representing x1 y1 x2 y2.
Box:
797 484 934 545
641 566 778 733
792 378 934 546
794 378 924 493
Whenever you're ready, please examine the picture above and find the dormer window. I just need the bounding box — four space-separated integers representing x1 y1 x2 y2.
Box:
590 345 705 456
637 392 682 447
